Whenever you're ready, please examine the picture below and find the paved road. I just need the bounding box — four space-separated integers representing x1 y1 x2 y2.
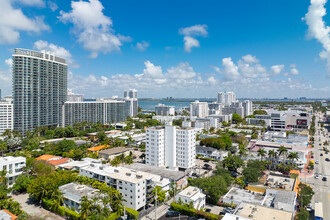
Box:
12 194 64 220
141 198 173 220
307 113 330 220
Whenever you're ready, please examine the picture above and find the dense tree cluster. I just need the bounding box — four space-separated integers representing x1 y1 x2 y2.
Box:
199 135 232 150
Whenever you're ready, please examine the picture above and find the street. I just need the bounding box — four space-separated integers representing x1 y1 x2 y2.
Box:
306 113 330 220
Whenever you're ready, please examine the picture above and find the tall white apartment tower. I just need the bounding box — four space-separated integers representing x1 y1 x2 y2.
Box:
243 100 253 116
217 92 226 104
190 101 209 118
217 91 236 106
0 100 13 136
124 89 138 99
146 126 196 170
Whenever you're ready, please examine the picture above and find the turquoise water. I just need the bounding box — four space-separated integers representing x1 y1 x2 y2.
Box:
138 100 193 110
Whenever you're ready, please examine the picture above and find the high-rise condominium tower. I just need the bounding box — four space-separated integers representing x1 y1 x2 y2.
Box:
12 49 67 134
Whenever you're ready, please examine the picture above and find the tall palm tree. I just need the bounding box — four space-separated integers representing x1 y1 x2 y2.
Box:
268 150 275 159
257 148 267 160
112 192 125 215
0 170 7 185
277 146 288 161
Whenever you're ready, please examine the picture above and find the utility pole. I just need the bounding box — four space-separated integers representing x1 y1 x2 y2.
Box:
155 188 158 220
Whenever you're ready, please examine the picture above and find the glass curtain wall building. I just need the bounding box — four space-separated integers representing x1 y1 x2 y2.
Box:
12 49 67 134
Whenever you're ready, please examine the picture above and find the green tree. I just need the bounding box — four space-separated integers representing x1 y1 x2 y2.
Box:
287 152 299 163
238 145 248 157
232 113 243 124
253 110 267 115
257 148 266 160
172 119 183 127
152 186 166 203
64 126 76 137
298 183 314 208
0 142 7 156
12 175 33 193
54 127 65 138
277 146 288 160
222 154 244 172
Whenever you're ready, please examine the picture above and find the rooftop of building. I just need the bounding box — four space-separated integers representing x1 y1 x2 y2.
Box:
99 147 130 155
0 156 25 163
59 183 99 203
14 48 66 65
178 186 205 201
124 163 186 181
0 209 17 220
40 138 89 145
223 187 265 205
235 203 293 220
35 155 61 161
222 213 250 220
264 173 296 191
87 145 109 152
196 145 218 152
48 158 71 166
271 190 296 205
254 141 292 149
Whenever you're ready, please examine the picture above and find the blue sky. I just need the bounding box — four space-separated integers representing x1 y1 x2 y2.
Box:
0 0 329 98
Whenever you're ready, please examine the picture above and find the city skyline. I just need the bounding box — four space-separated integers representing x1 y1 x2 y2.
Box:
0 0 330 98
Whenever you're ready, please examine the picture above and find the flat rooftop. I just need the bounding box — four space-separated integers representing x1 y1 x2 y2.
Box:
99 147 130 155
59 183 99 203
178 186 205 200
265 174 295 191
223 187 265 205
235 203 292 220
124 163 186 181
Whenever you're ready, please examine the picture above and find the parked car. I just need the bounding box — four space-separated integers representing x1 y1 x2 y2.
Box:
315 174 319 179
166 211 180 217
306 203 312 212
315 160 319 164
326 151 329 154
326 158 330 162
320 153 323 156
192 173 201 177
205 209 211 213
322 177 327 181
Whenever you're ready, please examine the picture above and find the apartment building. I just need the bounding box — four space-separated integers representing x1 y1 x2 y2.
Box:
0 156 26 186
146 126 196 170
190 101 209 118
155 104 175 116
67 89 83 102
79 164 170 211
176 186 206 210
62 100 127 127
268 110 311 132
12 49 67 134
0 100 13 136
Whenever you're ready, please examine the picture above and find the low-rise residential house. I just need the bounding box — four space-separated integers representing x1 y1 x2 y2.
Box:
57 158 101 171
196 146 228 160
234 203 293 220
87 145 109 154
0 156 26 186
59 183 102 212
176 186 206 210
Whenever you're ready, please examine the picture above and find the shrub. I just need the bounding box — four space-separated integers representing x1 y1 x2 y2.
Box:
170 203 222 220
126 207 139 219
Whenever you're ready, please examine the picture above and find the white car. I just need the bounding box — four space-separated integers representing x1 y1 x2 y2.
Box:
315 174 319 179
315 160 319 164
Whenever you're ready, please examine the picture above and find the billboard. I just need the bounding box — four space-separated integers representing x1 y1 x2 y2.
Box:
297 119 307 125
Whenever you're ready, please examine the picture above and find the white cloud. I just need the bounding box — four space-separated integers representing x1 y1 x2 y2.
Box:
5 58 12 69
270 64 285 75
15 0 45 7
33 40 79 68
221 57 240 81
136 41 149 51
0 0 49 44
290 68 299 75
58 0 129 58
142 61 164 79
179 24 208 53
207 76 218 85
304 0 330 76
242 54 259 63
183 36 200 52
166 62 196 79
48 1 58 11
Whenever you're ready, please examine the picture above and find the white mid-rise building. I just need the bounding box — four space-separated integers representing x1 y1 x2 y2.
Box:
217 91 237 106
67 89 83 102
0 100 13 136
79 164 170 211
190 101 209 118
146 126 196 170
155 104 175 116
0 156 26 186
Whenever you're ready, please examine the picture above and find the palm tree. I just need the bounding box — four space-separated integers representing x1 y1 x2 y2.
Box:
51 190 64 212
277 146 288 161
79 196 92 219
238 145 248 157
268 150 276 159
0 142 7 156
2 129 12 139
112 192 125 215
118 153 126 164
110 158 120 167
257 148 266 160
287 152 299 163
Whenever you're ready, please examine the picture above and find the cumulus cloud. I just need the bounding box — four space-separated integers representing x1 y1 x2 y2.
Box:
214 54 289 81
179 24 208 52
0 0 49 44
33 40 79 68
304 0 330 76
15 0 45 7
166 62 196 79
135 41 149 51
58 0 129 58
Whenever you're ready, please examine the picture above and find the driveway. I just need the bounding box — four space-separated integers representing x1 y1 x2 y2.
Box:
12 194 64 220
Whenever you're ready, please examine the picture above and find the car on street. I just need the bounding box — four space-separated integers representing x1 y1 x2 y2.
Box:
315 174 319 179
166 211 180 217
322 177 327 181
320 153 323 156
306 203 312 212
205 209 211 213
192 172 201 177
316 160 319 164
326 158 330 162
